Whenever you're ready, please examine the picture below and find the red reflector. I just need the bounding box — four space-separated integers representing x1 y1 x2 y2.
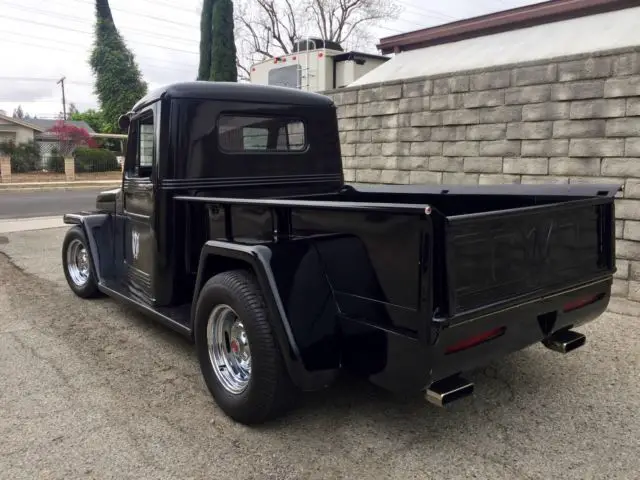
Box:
563 293 603 313
292 56 297 60
318 52 324 58
445 327 505 354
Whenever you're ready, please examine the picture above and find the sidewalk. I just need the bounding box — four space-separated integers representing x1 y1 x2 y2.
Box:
0 216 66 234
0 180 119 192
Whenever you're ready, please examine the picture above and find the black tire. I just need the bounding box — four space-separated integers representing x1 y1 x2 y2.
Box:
194 269 297 425
61 226 100 299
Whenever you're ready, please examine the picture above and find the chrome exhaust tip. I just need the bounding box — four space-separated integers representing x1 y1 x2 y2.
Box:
543 329 586 354
426 375 474 407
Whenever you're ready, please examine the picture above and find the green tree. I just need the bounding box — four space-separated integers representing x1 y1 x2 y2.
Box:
70 109 110 133
210 0 237 81
198 0 215 80
90 0 147 131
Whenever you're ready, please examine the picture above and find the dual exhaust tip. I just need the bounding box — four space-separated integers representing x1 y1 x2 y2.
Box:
426 329 586 407
542 329 586 354
426 375 474 408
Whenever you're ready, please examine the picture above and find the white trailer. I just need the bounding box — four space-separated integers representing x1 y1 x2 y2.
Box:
249 38 388 92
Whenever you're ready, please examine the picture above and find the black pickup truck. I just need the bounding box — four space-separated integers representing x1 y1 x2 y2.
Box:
61 81 617 425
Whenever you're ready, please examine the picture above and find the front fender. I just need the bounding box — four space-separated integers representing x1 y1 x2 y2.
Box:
63 212 113 283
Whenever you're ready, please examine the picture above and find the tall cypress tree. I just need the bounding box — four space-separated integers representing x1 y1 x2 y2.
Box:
210 0 237 82
198 0 215 80
90 0 147 131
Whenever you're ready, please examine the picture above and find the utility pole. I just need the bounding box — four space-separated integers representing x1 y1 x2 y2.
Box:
57 76 66 121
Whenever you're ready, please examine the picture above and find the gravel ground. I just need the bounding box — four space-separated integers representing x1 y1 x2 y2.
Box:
0 227 638 480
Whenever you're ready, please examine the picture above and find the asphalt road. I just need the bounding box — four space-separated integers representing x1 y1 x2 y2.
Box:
0 189 104 220
0 227 638 479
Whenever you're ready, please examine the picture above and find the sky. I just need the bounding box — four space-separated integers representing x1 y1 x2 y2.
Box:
0 0 540 118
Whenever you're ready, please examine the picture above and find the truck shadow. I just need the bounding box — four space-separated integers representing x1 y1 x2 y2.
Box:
112 299 563 430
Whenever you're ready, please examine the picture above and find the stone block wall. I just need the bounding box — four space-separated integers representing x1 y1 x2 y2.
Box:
324 48 640 312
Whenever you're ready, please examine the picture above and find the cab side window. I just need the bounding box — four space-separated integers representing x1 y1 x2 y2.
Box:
126 113 155 178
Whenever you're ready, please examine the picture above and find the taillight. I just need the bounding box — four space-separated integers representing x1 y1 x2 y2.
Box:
563 293 604 313
445 326 506 354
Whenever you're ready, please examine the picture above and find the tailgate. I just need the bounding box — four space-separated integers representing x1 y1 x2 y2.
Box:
444 197 615 317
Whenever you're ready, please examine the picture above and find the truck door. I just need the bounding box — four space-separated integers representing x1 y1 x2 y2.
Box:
121 106 157 303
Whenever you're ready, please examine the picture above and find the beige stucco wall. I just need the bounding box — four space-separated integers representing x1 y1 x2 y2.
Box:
324 47 640 314
0 119 36 144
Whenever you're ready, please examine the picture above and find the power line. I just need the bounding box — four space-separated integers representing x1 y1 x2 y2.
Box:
1 36 197 72
396 1 457 20
0 0 199 46
62 0 197 29
0 76 93 86
0 14 198 56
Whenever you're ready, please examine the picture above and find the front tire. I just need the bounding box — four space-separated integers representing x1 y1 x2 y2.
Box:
62 226 100 298
194 269 296 425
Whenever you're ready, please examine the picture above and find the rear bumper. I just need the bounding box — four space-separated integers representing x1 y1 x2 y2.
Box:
365 276 612 393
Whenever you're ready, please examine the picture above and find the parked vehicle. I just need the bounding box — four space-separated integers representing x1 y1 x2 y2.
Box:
61 81 618 425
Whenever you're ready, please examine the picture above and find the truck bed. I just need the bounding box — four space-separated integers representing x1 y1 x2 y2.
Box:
173 182 616 394
177 182 617 320
332 182 618 319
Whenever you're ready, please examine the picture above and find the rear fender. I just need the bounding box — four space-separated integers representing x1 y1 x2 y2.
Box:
63 213 114 282
191 240 339 391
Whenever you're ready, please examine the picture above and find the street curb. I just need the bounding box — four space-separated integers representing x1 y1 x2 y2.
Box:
0 182 119 192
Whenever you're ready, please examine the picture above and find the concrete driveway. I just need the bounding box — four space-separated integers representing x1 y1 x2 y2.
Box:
0 227 638 479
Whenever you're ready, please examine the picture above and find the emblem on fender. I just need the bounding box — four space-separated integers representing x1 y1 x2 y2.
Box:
132 230 140 260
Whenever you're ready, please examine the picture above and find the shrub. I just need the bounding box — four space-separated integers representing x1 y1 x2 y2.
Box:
74 147 119 173
46 147 65 173
3 141 41 173
48 155 65 173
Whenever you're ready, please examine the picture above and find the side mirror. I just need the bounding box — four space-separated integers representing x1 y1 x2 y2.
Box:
118 114 130 131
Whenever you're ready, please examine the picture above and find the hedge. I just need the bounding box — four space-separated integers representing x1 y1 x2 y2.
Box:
0 141 40 173
73 147 120 173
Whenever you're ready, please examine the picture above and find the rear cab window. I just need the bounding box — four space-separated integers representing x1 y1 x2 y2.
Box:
218 115 307 153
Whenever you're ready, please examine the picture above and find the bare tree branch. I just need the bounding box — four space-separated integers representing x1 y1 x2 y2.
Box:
234 0 401 76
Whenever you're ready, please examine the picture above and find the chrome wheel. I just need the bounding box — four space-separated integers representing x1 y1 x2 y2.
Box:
207 304 251 394
66 238 90 287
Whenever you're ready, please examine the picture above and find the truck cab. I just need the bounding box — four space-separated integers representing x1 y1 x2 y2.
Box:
62 81 617 425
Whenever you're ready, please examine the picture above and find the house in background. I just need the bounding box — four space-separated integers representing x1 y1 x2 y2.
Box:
0 113 95 168
0 113 43 144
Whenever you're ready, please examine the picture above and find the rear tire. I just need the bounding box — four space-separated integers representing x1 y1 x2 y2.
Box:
62 226 100 298
194 269 296 425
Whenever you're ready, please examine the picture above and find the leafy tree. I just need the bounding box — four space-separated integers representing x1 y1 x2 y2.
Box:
68 103 79 116
210 0 238 81
70 109 111 133
48 121 97 157
12 105 24 119
198 0 216 80
90 0 147 131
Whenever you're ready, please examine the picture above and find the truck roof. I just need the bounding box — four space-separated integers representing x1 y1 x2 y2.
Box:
131 81 335 112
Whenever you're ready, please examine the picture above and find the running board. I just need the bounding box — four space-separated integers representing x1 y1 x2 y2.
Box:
426 375 474 407
98 282 192 338
542 329 586 354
